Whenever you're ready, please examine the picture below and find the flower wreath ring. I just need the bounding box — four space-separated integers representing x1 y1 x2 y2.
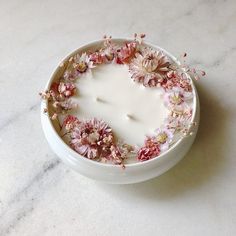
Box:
40 34 205 167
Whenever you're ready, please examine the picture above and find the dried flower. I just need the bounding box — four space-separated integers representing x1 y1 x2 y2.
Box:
109 145 126 165
39 34 204 165
137 136 160 161
63 68 78 81
162 70 192 92
63 115 80 131
129 47 171 87
89 51 105 65
58 82 76 97
163 87 192 111
89 43 116 64
155 128 173 151
73 53 94 73
70 118 114 160
170 103 192 117
164 114 191 133
116 42 137 64
63 53 94 81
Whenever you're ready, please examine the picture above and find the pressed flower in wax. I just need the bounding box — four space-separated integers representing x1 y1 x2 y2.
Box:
129 47 171 87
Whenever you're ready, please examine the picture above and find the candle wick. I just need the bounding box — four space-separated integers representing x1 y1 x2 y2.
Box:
95 97 102 102
95 97 106 103
126 114 133 120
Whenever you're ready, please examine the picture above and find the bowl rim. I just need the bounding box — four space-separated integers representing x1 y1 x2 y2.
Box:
41 38 198 168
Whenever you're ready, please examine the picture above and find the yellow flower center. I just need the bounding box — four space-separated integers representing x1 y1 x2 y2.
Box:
170 94 182 105
76 61 88 73
156 132 168 144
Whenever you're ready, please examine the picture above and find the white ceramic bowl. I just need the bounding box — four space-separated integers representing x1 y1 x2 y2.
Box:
41 39 200 184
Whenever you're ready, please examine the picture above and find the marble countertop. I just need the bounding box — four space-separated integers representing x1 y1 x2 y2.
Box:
1 0 236 235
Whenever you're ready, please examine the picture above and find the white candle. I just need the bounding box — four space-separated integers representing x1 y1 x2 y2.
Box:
73 63 168 146
41 36 200 167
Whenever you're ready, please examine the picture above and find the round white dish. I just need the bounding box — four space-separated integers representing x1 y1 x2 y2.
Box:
41 39 200 184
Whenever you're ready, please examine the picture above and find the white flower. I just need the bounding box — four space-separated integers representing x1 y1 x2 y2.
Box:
155 128 173 151
129 47 171 87
163 87 192 111
73 53 94 73
164 114 192 133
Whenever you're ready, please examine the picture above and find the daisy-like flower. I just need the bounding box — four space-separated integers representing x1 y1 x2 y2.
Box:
58 82 76 98
137 137 160 161
70 118 114 160
163 87 192 110
89 51 105 65
163 70 192 92
63 67 78 81
89 45 116 64
137 127 173 161
63 115 80 131
129 47 171 87
63 53 94 81
115 34 146 64
73 53 94 74
155 128 173 151
89 36 115 65
116 41 137 64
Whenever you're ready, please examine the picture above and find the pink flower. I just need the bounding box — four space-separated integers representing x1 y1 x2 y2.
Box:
137 128 174 161
109 145 125 165
116 42 137 64
89 51 105 65
63 115 80 131
165 112 192 133
63 68 78 81
171 103 192 117
163 70 192 92
163 87 192 110
58 82 76 97
137 137 160 161
129 47 171 87
70 118 114 160
63 53 94 81
89 37 117 64
73 53 94 73
69 118 129 165
155 128 173 151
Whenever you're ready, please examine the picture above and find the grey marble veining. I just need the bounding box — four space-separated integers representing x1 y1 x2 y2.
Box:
0 0 236 235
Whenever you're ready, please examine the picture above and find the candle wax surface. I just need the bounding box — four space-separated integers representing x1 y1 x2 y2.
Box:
73 63 168 146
